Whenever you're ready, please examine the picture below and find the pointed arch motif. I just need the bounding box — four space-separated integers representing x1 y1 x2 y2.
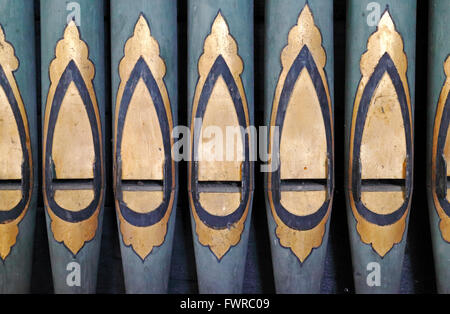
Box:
43 21 104 256
267 4 334 263
348 11 413 257
188 12 253 260
113 14 176 261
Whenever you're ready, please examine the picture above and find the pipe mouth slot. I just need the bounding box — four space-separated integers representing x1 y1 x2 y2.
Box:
280 179 327 192
360 179 405 192
0 179 22 190
359 179 407 216
52 179 94 190
120 180 164 192
197 181 241 193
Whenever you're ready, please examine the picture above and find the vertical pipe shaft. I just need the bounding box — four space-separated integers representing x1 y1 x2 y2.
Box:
110 0 178 293
187 0 254 293
264 0 334 293
427 0 450 294
345 0 416 293
0 0 38 293
41 0 106 293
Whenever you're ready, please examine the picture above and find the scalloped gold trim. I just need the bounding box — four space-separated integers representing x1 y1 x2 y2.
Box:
43 21 103 255
267 4 333 263
188 12 251 260
348 11 412 257
0 25 33 260
114 14 175 260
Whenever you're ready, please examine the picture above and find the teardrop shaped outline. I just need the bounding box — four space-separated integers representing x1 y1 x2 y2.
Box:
44 60 102 223
190 55 252 230
0 63 32 224
431 55 450 241
350 52 413 226
269 45 334 231
433 91 450 218
115 56 175 227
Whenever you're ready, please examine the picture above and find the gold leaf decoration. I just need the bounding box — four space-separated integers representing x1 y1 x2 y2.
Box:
114 14 175 260
43 21 103 255
348 11 412 257
0 25 33 260
188 12 252 260
267 4 333 263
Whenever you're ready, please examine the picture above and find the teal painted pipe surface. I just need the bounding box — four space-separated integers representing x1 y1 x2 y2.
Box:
110 0 178 293
187 0 254 293
427 0 450 295
0 0 38 294
41 0 106 293
345 0 416 293
264 0 334 293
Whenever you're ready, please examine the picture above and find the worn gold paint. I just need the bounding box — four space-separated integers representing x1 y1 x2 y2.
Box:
122 191 163 214
280 191 327 216
114 15 175 260
0 25 33 260
432 56 450 241
121 78 164 180
52 82 95 179
188 12 252 260
280 68 327 180
267 5 333 262
54 190 94 212
361 192 405 215
197 76 243 182
0 85 22 180
43 21 103 255
0 191 21 211
348 11 412 257
199 192 241 217
360 73 406 180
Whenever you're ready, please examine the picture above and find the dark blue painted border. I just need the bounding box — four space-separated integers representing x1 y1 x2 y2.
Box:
0 64 31 223
190 55 252 230
115 56 174 227
44 60 103 223
351 52 413 226
270 45 334 231
435 91 450 218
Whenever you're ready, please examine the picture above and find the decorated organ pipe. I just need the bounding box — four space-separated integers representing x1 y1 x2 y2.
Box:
0 0 38 294
345 0 417 293
264 0 335 294
187 0 255 294
111 0 178 293
41 0 106 293
427 0 450 295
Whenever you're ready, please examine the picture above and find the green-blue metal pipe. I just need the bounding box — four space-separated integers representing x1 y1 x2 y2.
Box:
0 0 38 294
41 0 106 294
345 0 416 293
264 0 334 294
427 0 450 295
188 0 254 293
110 0 178 293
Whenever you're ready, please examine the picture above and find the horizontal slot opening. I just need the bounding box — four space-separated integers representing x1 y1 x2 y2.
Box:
280 179 327 192
52 179 94 190
121 180 164 192
197 181 241 193
361 179 405 192
0 179 21 190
